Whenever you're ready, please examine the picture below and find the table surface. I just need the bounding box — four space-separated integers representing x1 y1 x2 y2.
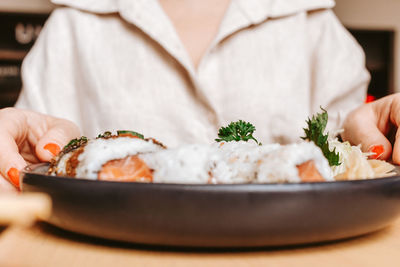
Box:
0 219 399 267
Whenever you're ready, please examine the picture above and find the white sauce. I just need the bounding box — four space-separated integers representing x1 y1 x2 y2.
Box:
75 138 163 180
255 142 333 183
140 141 332 184
210 142 280 184
141 144 215 184
54 138 333 183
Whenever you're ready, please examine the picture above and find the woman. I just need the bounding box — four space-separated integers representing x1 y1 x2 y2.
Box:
0 0 394 191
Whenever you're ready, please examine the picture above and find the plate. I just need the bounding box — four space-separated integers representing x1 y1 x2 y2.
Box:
21 163 400 248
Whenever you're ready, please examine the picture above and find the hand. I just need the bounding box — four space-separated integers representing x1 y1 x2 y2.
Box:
342 93 400 164
0 108 80 192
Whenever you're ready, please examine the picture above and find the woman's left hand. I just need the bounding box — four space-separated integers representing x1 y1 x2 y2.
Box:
342 93 400 164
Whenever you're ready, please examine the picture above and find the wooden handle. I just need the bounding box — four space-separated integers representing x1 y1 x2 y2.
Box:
0 193 52 226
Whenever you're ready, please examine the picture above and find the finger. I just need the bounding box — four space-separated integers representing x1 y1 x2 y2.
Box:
392 129 400 164
0 133 28 188
0 174 18 193
350 121 392 160
342 105 392 160
385 94 400 164
0 108 31 188
35 119 80 162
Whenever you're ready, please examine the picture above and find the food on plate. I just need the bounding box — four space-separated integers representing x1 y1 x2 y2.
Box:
48 131 165 182
301 108 395 180
328 139 395 180
48 110 396 183
301 108 340 166
48 131 332 183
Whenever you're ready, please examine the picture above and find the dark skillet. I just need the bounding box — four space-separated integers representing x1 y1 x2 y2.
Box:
21 163 400 248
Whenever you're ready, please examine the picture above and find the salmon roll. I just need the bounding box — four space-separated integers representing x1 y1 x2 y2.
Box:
255 142 333 183
208 141 332 184
140 144 217 184
49 132 332 183
138 141 332 184
48 131 165 182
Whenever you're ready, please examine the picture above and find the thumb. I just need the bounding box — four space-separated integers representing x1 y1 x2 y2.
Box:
35 119 81 162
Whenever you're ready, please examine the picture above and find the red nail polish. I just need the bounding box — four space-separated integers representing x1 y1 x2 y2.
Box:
7 168 20 188
44 143 61 156
368 145 385 159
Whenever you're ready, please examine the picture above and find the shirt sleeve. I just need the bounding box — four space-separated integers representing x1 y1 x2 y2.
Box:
307 9 370 131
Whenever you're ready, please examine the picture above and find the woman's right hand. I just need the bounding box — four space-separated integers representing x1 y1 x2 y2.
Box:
0 108 80 192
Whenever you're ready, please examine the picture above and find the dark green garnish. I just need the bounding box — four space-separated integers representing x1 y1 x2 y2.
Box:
97 131 112 139
215 120 260 145
63 136 88 152
301 108 340 166
117 130 144 139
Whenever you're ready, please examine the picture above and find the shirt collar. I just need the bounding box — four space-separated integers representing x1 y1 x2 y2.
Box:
52 0 118 13
51 0 335 19
117 0 195 76
51 0 335 76
52 0 196 76
237 0 335 24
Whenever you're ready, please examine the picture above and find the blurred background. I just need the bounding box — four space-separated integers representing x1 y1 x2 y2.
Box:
0 0 396 108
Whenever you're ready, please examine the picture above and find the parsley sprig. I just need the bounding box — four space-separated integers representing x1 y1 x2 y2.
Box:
302 108 340 166
215 120 260 145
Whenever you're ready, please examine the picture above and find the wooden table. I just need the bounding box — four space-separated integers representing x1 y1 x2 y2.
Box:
0 220 398 267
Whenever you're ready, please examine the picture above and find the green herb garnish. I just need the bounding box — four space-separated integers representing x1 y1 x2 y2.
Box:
97 131 112 139
117 130 144 139
302 108 340 166
63 136 88 152
215 120 260 145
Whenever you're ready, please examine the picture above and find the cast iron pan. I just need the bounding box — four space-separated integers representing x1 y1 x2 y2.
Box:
21 163 400 248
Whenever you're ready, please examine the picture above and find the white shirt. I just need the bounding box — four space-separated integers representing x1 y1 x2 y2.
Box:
16 0 370 147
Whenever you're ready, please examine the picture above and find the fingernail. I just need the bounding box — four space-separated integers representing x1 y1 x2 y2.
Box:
7 168 20 188
44 143 61 156
368 145 385 159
